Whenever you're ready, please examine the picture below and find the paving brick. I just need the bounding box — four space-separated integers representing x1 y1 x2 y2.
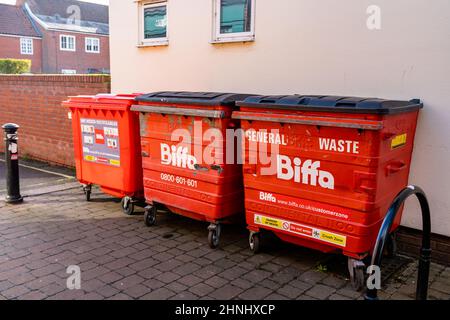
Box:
264 293 288 300
321 275 347 289
141 287 175 300
336 286 363 299
209 284 243 300
165 282 188 293
18 290 47 300
77 292 104 300
430 281 450 294
143 279 165 290
204 276 229 289
154 259 184 272
238 286 272 300
219 266 248 281
1 185 447 301
97 271 123 284
328 293 352 300
157 272 181 284
108 293 133 300
298 270 327 284
170 291 199 300
193 265 224 280
231 278 253 290
242 269 272 283
125 284 151 298
116 266 137 277
305 284 336 300
112 274 144 290
189 283 215 297
82 279 106 292
277 284 307 299
173 262 201 276
39 283 65 296
427 288 450 300
1 285 31 299
178 275 203 287
0 281 15 291
96 285 120 298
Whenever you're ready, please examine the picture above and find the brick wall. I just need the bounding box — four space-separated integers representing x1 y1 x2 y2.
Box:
40 28 110 74
398 226 450 266
0 35 42 73
0 74 111 167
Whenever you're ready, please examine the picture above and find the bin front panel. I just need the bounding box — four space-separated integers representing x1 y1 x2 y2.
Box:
65 95 143 198
234 95 421 256
134 100 245 223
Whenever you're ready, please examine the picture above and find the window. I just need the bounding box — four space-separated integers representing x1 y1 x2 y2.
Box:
213 0 255 43
20 38 33 55
60 35 76 51
61 69 77 74
139 1 168 46
85 37 100 53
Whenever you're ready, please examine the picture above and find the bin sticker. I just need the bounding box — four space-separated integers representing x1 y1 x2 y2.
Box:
254 214 347 247
391 133 407 149
80 118 120 167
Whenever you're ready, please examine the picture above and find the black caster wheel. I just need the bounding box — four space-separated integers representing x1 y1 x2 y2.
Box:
207 223 221 249
249 232 261 254
144 205 157 227
121 197 134 216
348 258 366 291
385 232 398 258
83 185 92 202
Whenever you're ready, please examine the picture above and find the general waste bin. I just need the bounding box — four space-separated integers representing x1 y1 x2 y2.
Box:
131 92 254 248
233 95 423 289
64 94 144 215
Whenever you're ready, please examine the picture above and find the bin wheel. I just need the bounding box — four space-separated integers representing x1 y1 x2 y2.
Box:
348 258 366 291
144 206 157 227
385 232 398 258
249 232 261 254
121 197 134 216
207 223 221 249
83 185 92 202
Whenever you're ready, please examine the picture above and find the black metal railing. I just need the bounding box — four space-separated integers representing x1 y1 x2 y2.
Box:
365 185 431 300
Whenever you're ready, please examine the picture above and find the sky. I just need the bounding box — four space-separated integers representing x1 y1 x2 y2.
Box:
0 0 109 5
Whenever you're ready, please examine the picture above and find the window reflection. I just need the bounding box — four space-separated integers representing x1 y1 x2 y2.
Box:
144 5 167 39
220 0 252 34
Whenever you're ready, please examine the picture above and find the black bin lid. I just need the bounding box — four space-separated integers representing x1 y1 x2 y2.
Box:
236 95 423 114
136 91 254 107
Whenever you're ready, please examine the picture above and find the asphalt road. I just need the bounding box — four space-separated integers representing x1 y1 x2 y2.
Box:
0 159 75 195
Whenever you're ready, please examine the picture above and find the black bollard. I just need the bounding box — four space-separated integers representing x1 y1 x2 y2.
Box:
2 123 23 204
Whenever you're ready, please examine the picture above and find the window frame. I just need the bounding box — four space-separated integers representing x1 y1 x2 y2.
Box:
60 35 76 52
139 1 169 47
85 37 100 53
212 0 256 43
20 37 33 55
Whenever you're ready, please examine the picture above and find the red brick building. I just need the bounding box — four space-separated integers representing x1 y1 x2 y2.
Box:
0 3 43 73
0 0 109 74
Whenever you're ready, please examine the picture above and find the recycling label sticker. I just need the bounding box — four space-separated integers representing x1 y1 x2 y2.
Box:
254 214 347 247
81 118 120 167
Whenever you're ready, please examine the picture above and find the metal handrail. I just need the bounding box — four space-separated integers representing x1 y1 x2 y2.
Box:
365 185 431 300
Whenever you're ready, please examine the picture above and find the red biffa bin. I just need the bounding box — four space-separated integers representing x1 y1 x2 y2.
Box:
233 95 423 289
131 92 253 248
64 94 143 215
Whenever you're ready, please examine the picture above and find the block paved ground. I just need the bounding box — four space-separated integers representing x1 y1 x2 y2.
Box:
0 185 449 300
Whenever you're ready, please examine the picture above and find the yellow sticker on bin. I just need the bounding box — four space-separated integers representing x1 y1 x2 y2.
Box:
391 133 407 149
254 214 346 247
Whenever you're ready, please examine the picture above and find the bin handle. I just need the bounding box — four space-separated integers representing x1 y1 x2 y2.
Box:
131 105 226 119
232 111 383 130
385 161 407 176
